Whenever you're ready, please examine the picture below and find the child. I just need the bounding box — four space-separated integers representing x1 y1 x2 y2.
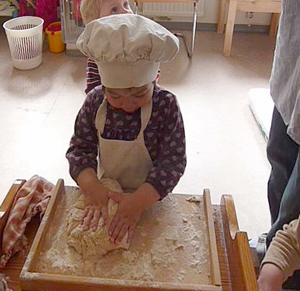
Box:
66 14 186 244
258 215 300 291
80 0 133 94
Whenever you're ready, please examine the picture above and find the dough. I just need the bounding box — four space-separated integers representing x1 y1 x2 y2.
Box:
66 178 129 259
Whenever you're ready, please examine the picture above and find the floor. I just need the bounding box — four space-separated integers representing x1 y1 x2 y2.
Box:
0 26 276 239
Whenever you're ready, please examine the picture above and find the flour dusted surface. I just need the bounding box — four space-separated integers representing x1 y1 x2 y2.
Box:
33 188 211 285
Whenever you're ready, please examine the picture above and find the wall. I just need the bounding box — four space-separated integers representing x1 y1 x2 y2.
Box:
130 0 273 26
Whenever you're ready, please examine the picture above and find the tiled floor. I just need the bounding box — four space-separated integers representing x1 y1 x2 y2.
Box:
0 27 276 239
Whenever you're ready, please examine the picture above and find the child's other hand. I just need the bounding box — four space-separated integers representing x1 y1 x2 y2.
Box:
108 192 143 244
108 183 160 244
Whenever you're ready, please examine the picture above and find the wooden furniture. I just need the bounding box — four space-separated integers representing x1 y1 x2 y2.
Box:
217 0 282 56
0 179 259 290
135 0 199 57
0 6 14 17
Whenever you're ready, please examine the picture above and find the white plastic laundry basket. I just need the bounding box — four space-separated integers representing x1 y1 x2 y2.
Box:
3 16 44 70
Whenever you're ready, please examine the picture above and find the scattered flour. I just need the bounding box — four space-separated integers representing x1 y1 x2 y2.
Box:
33 193 210 285
186 195 202 203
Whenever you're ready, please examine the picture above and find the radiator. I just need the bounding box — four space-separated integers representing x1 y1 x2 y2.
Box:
142 0 205 18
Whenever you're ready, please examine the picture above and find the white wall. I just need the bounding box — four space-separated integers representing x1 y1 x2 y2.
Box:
130 0 273 25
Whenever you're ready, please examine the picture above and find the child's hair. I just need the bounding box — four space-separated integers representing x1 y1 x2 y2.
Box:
80 0 103 25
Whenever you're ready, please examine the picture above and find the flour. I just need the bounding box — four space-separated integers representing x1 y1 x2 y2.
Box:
33 193 211 285
186 195 202 203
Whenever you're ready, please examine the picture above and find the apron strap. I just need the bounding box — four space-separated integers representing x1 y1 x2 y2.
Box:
138 100 152 140
95 98 107 135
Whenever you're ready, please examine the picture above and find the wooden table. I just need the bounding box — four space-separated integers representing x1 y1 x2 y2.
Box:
217 0 281 56
0 179 259 291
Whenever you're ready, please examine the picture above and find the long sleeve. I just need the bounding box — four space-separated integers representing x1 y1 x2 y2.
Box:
262 216 300 282
66 90 103 181
85 58 102 94
145 89 186 198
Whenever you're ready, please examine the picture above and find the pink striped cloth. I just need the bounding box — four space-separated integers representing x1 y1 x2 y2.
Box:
0 175 54 268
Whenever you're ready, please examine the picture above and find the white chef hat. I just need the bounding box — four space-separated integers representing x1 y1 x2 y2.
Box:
76 14 180 88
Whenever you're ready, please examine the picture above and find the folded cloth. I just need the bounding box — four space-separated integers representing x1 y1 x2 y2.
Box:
0 175 54 268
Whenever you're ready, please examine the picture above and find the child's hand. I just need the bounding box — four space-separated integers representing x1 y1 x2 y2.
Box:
81 183 110 231
108 183 160 244
76 169 124 231
108 192 143 244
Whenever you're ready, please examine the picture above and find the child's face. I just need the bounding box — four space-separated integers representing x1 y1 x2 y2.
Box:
104 83 154 114
100 0 133 17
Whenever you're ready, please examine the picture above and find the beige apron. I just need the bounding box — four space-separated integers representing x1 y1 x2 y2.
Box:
95 98 153 191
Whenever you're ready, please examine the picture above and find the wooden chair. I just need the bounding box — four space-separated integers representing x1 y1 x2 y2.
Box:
217 0 282 56
134 0 199 57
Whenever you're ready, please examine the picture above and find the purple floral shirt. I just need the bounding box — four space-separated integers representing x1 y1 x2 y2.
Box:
66 84 186 199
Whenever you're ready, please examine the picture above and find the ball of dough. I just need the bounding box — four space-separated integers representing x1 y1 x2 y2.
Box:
66 178 129 259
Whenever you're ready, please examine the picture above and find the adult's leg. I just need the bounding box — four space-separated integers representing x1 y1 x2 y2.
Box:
265 107 300 289
267 148 300 246
266 107 298 227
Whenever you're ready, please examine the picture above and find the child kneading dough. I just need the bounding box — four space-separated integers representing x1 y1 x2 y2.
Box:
66 14 186 251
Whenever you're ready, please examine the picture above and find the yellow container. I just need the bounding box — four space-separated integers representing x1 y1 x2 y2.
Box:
45 22 65 53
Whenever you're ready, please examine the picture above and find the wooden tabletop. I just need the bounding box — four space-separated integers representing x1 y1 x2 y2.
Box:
0 180 258 291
